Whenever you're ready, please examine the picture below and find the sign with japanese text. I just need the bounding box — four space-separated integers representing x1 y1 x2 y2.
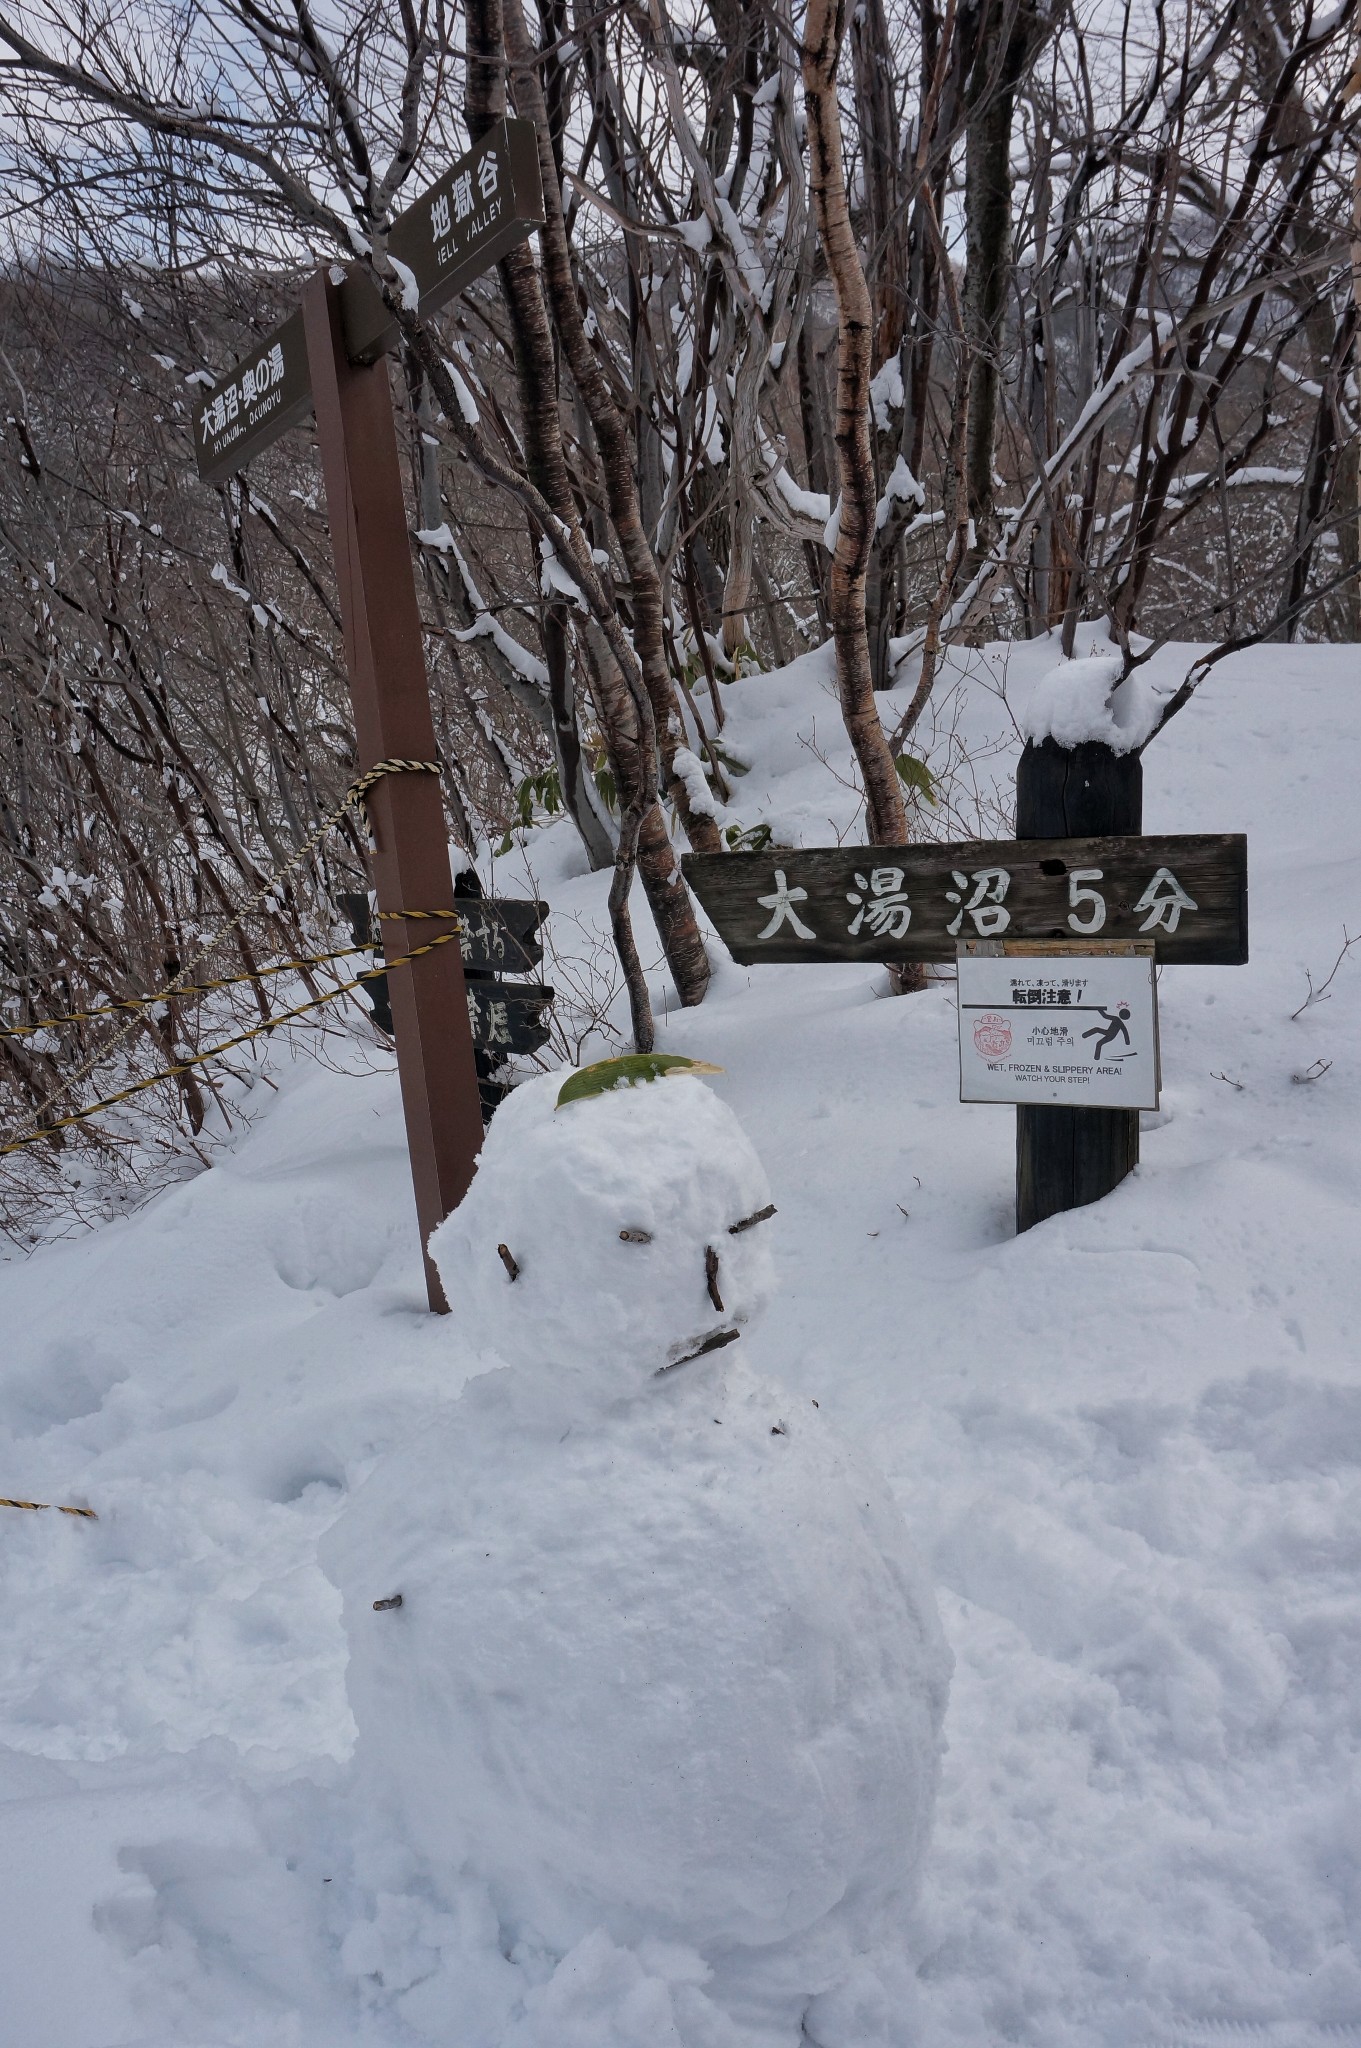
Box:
466 978 553 1057
456 895 546 975
193 309 313 484
192 119 544 482
355 897 549 1042
342 118 545 363
957 944 1160 1109
682 834 1247 967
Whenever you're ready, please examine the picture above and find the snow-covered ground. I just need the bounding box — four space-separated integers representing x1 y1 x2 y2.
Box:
2 636 1359 2046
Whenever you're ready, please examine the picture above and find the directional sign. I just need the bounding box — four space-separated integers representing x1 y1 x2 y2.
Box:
191 120 544 484
457 896 547 975
194 309 312 485
683 833 1247 967
958 943 1160 1109
342 119 545 363
466 979 554 1056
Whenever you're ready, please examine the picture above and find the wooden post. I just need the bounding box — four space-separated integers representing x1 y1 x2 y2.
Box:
303 270 483 1310
1015 737 1143 1232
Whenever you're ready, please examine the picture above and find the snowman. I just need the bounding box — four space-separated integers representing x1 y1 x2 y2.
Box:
323 1059 951 2045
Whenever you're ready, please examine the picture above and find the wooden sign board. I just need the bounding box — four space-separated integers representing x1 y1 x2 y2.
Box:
466 979 553 1056
958 942 1160 1109
192 118 544 485
683 833 1247 967
193 308 312 484
457 896 547 974
347 894 550 1044
342 119 545 364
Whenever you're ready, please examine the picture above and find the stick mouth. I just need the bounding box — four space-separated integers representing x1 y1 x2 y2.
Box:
656 1327 741 1375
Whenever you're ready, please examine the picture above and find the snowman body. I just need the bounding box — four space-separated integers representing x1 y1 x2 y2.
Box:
324 1070 950 2017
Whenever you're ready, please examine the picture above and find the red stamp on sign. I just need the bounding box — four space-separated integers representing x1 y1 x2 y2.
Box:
973 1014 1012 1060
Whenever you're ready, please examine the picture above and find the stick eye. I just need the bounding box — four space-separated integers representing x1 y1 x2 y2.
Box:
729 1204 776 1235
619 1227 653 1244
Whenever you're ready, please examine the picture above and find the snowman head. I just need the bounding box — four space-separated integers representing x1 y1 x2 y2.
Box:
429 1060 776 1385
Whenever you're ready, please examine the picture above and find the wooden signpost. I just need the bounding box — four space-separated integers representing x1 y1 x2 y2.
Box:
193 121 545 1309
684 779 1248 1233
464 978 554 1058
193 120 544 481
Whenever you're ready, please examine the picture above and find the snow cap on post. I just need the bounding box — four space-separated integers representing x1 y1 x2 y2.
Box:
1021 653 1165 755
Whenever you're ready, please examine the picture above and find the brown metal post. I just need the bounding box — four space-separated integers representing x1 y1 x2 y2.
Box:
303 270 483 1310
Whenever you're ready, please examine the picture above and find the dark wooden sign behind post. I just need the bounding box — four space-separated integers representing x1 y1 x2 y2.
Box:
342 890 551 1055
454 895 546 975
685 817 1247 1234
193 120 545 1309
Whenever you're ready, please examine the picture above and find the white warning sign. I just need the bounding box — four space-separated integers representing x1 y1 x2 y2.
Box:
957 947 1160 1109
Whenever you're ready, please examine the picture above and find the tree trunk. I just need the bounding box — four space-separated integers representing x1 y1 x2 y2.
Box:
796 323 831 631
464 0 706 1032
963 9 1022 566
802 0 908 853
505 0 723 888
542 601 617 869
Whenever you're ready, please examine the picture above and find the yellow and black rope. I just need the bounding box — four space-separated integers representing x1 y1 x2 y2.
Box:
0 1496 97 1519
376 909 460 921
1 909 467 1043
0 944 376 1038
1 758 442 1154
0 922 466 1159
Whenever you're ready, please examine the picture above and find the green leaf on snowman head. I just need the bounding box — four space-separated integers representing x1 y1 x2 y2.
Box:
556 1053 724 1109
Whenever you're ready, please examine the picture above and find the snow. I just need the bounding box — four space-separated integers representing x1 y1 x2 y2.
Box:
539 537 586 608
210 560 253 603
426 1067 781 1380
456 612 550 690
715 195 771 311
671 744 723 823
676 216 712 254
869 357 904 432
1021 651 1168 753
387 254 420 313
875 454 926 532
441 357 481 426
2 637 1361 2043
415 529 551 690
770 464 832 528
